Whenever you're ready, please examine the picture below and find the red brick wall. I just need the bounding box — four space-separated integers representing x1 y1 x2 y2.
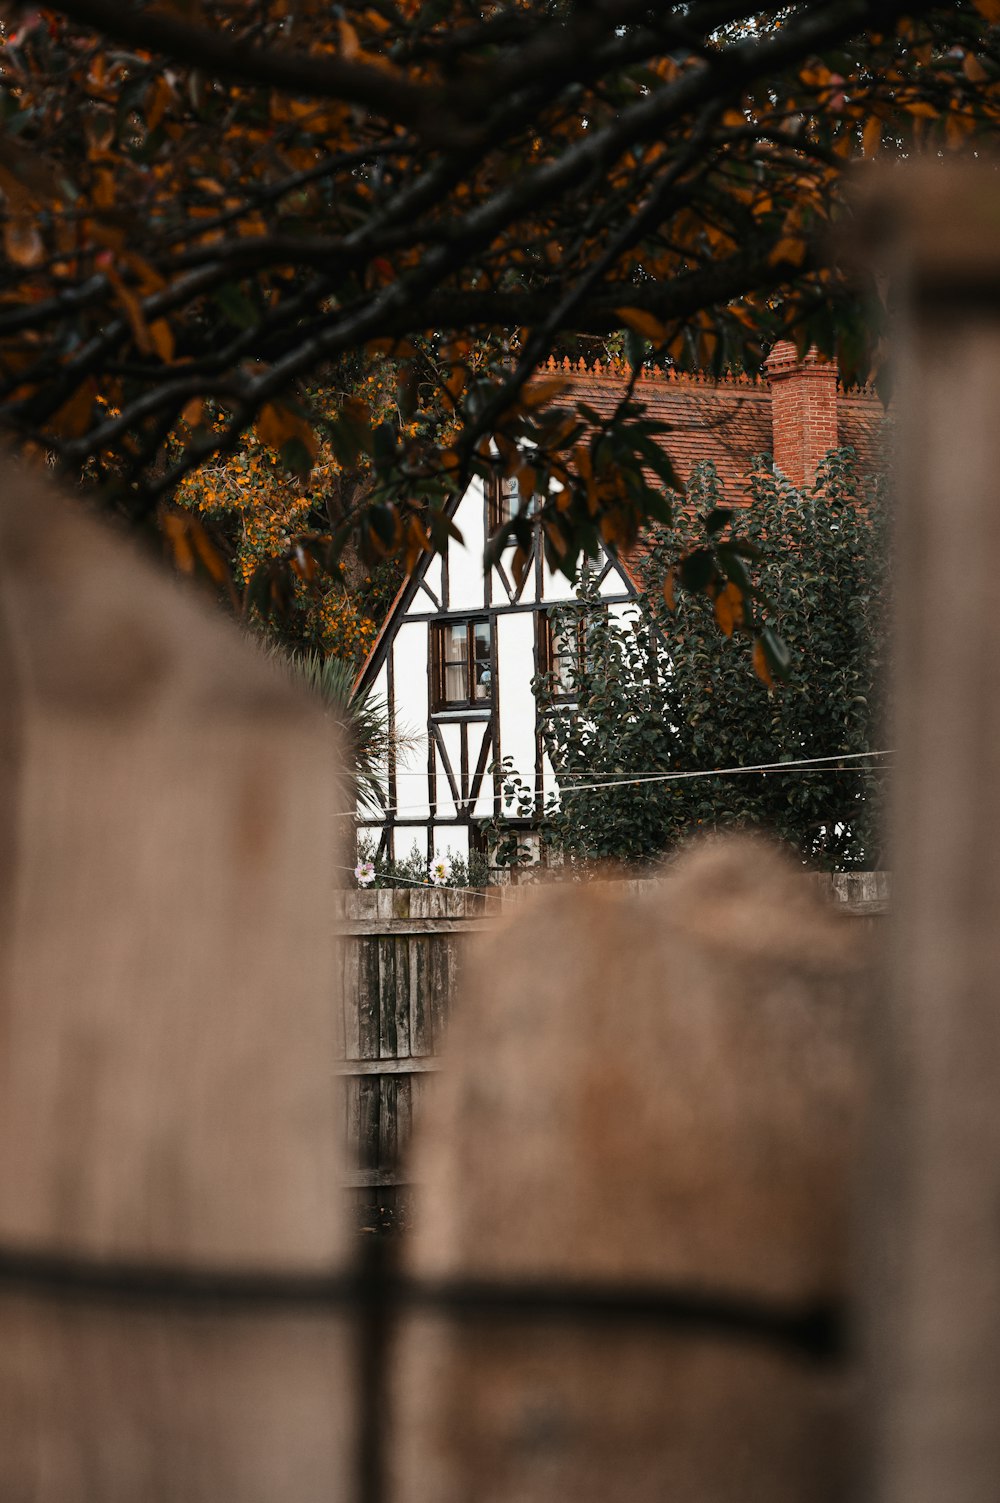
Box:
534 347 881 499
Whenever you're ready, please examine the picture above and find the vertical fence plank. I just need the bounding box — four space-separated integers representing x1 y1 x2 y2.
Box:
0 470 352 1501
379 1077 399 1180
428 937 451 1054
393 938 411 1062
856 164 1000 1503
409 937 432 1057
338 881 885 1197
357 1079 380 1176
378 938 398 1060
342 934 361 1060
394 838 868 1503
358 940 380 1060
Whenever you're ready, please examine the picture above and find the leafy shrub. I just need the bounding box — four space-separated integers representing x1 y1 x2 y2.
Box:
496 450 888 872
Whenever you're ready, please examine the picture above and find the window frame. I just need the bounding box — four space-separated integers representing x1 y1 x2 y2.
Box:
430 616 493 712
489 473 539 533
537 606 605 701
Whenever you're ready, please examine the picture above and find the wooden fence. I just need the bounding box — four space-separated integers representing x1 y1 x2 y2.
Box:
335 871 888 1224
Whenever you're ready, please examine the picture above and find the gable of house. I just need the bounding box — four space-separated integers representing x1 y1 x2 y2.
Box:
357 344 885 868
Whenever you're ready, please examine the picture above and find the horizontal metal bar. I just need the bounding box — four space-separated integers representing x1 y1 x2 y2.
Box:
0 1245 844 1362
344 1170 413 1188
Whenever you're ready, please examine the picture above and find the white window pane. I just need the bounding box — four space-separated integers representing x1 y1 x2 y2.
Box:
472 621 492 700
440 623 467 703
444 623 467 665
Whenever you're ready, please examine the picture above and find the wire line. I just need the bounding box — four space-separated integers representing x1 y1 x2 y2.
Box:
351 748 892 820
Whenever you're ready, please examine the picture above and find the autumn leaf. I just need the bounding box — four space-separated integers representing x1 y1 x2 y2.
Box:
161 511 195 574
542 517 567 558
713 581 744 637
338 17 361 58
405 514 430 572
862 115 882 157
189 519 230 585
48 381 93 439
149 319 175 363
752 638 773 688
662 566 676 612
520 377 569 409
973 0 1000 22
768 235 807 268
146 74 175 133
103 261 155 355
616 307 668 343
255 401 318 460
511 544 530 590
4 216 43 268
516 463 537 497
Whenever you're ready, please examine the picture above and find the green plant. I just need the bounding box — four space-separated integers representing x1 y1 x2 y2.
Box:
354 835 491 889
278 649 415 817
498 449 888 872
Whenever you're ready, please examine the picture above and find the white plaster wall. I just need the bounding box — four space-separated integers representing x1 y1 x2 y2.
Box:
608 601 640 629
599 563 633 598
494 541 539 606
422 552 442 601
447 480 486 610
356 823 384 855
541 551 582 603
435 721 465 818
497 611 537 800
395 825 429 864
430 739 450 819
392 621 429 818
432 825 469 864
469 719 495 818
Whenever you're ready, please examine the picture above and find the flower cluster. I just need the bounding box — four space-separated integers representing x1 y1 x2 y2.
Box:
354 860 376 887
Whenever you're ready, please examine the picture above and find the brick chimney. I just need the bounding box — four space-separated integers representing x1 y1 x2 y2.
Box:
764 341 839 488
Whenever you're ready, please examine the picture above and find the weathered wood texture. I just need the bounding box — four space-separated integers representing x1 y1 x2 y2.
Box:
854 164 1000 1503
336 871 886 1196
392 837 874 1503
0 470 353 1501
334 887 490 1193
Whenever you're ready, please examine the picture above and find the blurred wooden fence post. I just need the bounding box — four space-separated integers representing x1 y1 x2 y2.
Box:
393 838 866 1503
0 470 352 1500
856 165 1000 1503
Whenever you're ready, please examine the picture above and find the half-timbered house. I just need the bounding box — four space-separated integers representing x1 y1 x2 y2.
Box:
356 345 884 866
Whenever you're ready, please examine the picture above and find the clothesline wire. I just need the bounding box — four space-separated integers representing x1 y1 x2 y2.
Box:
381 750 894 780
348 749 892 822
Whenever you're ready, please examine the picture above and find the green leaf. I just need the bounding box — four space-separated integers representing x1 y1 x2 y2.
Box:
279 436 314 475
679 547 716 593
704 506 733 536
214 283 258 330
760 625 793 681
633 433 683 492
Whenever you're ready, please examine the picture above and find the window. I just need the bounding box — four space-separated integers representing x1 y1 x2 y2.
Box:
431 618 492 710
538 608 605 698
490 474 539 532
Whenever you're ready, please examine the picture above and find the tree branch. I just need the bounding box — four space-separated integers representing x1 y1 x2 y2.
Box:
41 0 441 128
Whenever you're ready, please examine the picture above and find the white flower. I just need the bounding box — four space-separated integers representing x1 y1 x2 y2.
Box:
430 854 452 886
354 860 376 887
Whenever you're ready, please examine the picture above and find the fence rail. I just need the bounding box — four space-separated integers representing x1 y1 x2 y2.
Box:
334 872 888 1211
